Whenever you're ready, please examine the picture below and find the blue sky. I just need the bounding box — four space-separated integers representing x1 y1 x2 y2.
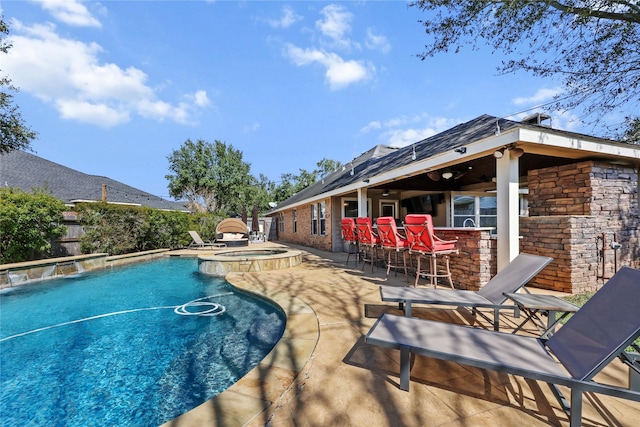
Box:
1 1 624 199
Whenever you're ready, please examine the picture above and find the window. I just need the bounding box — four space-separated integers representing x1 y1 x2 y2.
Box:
293 209 297 233
452 192 528 231
343 199 358 218
342 197 371 218
319 201 326 236
453 195 496 228
311 204 318 235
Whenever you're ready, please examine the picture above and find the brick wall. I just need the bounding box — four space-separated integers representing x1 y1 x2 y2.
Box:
275 199 334 252
524 161 639 293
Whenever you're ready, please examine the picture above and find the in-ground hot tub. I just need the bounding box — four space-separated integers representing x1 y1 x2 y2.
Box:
198 248 303 276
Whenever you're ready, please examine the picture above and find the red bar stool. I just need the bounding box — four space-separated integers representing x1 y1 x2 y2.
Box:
356 217 381 272
340 217 359 267
403 214 458 288
376 216 409 281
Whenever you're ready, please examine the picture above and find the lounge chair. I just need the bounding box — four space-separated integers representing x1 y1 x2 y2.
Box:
215 218 250 247
187 230 226 249
365 266 640 427
379 253 552 330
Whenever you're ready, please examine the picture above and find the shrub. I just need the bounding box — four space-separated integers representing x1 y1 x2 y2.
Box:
77 203 192 255
0 187 67 263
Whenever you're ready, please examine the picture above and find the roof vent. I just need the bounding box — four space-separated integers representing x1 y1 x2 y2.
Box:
522 113 552 127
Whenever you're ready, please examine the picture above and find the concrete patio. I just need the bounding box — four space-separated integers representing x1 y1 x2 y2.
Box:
164 242 640 427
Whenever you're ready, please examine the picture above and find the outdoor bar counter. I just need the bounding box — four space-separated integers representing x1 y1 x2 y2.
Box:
432 227 497 290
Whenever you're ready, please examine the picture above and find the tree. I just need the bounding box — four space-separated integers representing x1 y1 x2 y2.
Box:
316 157 343 177
271 158 344 204
1 17 37 153
410 1 640 128
619 117 640 143
166 139 252 213
0 187 66 263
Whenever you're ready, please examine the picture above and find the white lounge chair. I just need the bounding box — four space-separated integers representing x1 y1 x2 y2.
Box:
187 231 226 249
365 266 640 427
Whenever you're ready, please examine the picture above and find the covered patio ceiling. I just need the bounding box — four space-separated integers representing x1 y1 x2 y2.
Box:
365 150 627 194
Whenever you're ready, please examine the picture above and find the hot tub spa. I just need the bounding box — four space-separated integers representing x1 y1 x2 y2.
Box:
198 248 303 276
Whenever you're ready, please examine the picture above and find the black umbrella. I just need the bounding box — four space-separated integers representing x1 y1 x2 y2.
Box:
251 205 260 233
241 206 248 224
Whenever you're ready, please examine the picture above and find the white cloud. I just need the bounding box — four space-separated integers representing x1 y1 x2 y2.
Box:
4 21 208 127
359 121 381 134
243 122 261 133
192 90 211 107
365 28 390 54
363 113 460 147
285 44 372 90
512 87 562 106
32 0 102 27
268 6 302 29
316 4 354 50
56 99 128 126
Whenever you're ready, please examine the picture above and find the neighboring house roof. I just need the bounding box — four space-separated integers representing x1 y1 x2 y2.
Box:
0 150 189 212
269 113 635 213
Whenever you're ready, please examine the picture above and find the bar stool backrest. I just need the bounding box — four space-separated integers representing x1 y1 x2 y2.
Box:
356 217 379 246
404 214 456 252
341 218 358 243
404 214 432 252
377 216 408 249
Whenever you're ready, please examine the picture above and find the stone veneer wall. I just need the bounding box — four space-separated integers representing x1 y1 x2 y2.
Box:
523 161 639 293
276 198 334 252
437 229 496 291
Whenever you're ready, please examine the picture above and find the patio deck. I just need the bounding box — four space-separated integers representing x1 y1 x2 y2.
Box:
164 243 640 427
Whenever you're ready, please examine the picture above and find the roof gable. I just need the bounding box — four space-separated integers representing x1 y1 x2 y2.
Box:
0 151 188 211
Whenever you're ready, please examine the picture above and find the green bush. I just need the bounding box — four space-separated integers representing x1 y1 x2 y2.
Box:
76 203 195 255
0 187 67 263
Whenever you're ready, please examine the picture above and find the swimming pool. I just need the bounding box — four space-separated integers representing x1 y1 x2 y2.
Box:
0 257 285 426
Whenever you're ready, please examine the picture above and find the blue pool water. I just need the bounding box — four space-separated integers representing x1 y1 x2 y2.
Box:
0 257 285 426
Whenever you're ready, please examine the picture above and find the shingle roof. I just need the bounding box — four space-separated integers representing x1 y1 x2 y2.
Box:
0 150 189 211
271 114 520 211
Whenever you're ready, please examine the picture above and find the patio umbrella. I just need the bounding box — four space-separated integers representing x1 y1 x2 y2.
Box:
241 206 247 224
251 205 260 232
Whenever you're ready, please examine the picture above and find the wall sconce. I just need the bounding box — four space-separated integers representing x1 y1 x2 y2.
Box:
493 148 505 159
454 147 467 154
441 171 454 180
382 189 390 197
411 146 416 160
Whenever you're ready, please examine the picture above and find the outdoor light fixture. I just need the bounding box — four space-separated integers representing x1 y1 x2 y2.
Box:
454 147 467 154
427 171 440 181
510 146 525 158
441 171 454 180
494 148 505 159
382 189 390 197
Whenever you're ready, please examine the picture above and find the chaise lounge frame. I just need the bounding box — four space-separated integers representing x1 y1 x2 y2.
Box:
365 266 640 427
379 253 553 330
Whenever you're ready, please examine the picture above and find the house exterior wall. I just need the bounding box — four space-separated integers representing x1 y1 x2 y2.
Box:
522 161 639 293
272 160 638 294
275 198 334 252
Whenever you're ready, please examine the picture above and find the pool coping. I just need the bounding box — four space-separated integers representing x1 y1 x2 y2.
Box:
160 248 320 426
